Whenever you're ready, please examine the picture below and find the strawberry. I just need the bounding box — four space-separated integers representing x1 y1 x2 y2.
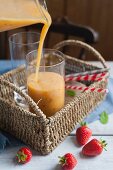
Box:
76 122 92 146
59 153 77 170
82 138 107 156
16 147 32 163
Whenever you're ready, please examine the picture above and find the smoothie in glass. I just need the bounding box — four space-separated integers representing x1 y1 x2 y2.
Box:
27 72 65 117
26 49 65 117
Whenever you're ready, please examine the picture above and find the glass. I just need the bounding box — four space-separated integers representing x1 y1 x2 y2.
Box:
9 32 40 109
26 49 65 117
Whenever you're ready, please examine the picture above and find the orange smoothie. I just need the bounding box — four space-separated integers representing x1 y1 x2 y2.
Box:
27 72 65 117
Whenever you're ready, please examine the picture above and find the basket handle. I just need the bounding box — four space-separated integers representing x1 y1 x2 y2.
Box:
53 40 108 68
0 78 46 120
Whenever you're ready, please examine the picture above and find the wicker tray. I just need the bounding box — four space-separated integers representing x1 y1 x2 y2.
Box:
0 40 109 155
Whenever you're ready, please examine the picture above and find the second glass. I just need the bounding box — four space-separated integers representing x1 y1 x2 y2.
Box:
9 32 40 108
26 49 65 117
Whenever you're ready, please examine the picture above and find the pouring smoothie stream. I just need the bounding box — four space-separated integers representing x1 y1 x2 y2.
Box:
1 0 65 117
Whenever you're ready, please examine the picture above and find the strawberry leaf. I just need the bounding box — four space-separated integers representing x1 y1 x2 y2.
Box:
100 111 109 124
66 90 76 97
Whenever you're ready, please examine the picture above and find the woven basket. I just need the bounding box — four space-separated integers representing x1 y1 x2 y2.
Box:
0 40 109 155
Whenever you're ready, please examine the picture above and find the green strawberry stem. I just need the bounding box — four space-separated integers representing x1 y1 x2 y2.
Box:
16 151 27 162
80 122 87 126
100 139 107 151
58 156 66 166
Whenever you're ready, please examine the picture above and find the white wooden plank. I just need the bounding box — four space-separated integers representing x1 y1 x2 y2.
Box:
71 114 113 135
0 136 113 170
86 114 113 135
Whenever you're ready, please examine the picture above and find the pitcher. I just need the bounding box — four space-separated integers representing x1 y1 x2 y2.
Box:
0 0 51 32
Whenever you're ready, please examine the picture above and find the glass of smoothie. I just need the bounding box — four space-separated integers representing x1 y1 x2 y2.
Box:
26 49 65 117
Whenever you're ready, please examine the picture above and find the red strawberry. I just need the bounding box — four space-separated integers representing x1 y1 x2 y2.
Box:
76 122 92 146
82 138 107 156
16 147 32 163
59 153 77 170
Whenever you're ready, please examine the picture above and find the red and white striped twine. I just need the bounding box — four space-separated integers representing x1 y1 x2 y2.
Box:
65 71 109 93
65 85 108 93
65 72 109 82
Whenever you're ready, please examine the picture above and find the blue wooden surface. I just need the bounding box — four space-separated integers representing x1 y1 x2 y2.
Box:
0 60 12 74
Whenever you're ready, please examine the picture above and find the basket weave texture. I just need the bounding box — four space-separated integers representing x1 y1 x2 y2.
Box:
0 40 109 155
